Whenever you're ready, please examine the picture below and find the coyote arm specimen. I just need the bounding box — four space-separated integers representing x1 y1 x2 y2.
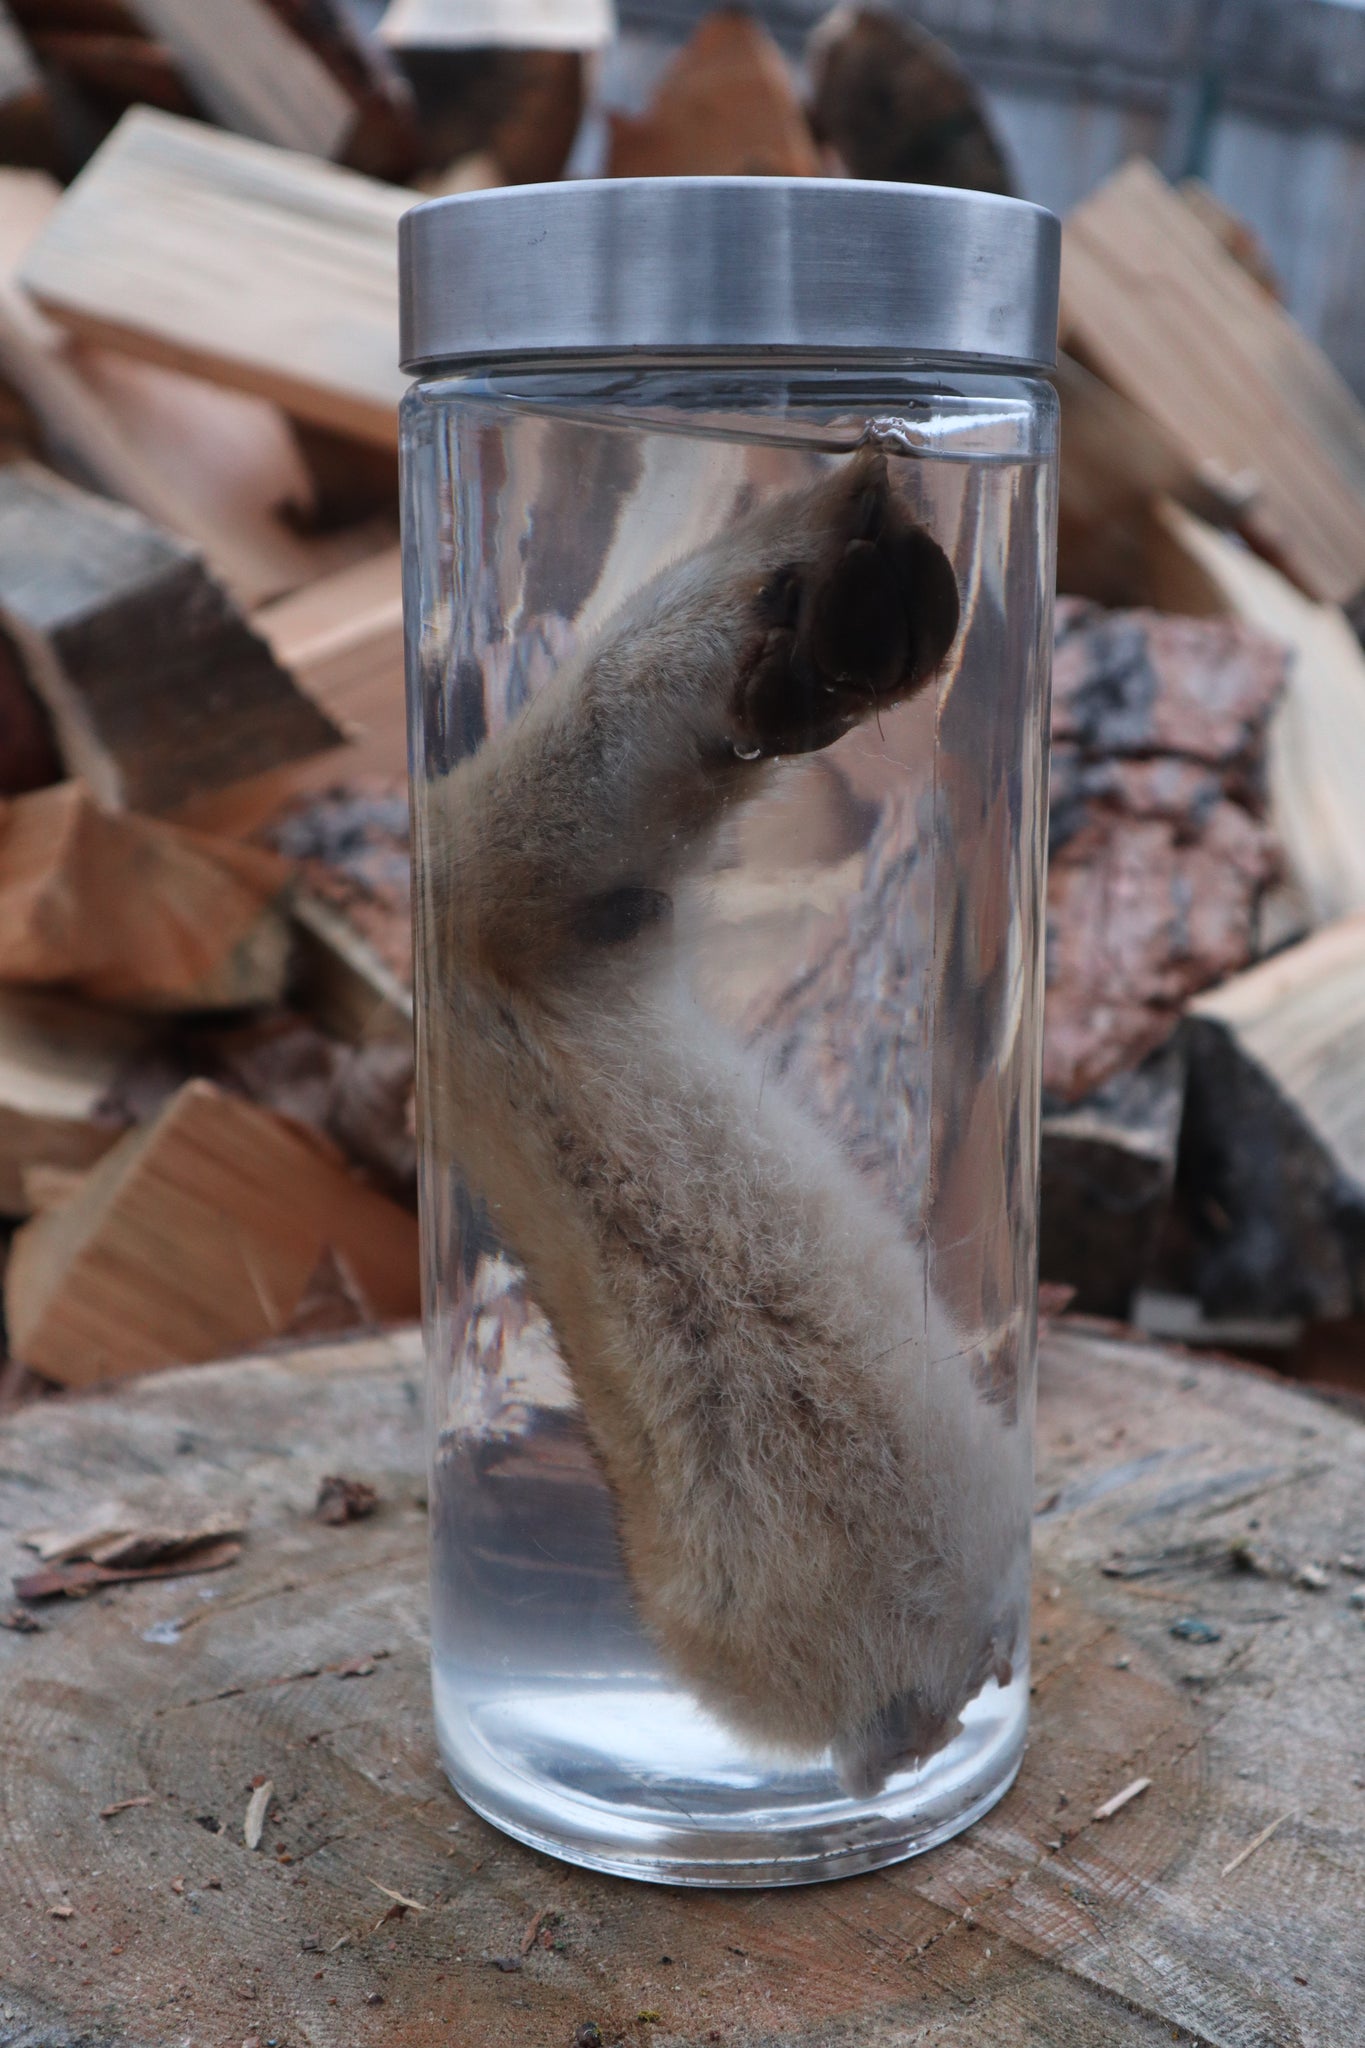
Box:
424 451 1029 1795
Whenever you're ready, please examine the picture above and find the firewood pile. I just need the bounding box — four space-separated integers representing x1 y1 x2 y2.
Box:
2 1 1365 1402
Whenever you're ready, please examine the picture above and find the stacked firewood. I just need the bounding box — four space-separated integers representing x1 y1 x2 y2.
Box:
3 1 1365 1400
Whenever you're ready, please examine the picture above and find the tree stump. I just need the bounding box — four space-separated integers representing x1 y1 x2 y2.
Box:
0 1322 1361 2044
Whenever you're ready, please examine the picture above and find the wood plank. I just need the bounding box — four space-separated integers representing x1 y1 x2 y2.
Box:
0 0 57 170
0 461 341 813
18 107 410 448
0 781 291 1010
0 989 151 1216
5 1077 420 1383
1062 157 1365 607
1162 501 1365 924
123 0 355 156
0 1323 1359 2039
1183 912 1365 1321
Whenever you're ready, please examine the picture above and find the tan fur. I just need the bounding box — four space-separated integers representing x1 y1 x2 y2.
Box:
422 452 1029 1795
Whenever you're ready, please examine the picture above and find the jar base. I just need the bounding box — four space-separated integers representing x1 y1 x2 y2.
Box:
432 1665 1027 1887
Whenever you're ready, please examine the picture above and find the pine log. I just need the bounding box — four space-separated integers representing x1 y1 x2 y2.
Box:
807 5 1012 194
1039 1045 1185 1318
1181 913 1365 1322
0 463 341 813
607 11 820 178
0 781 292 1011
1160 502 1365 926
5 1076 420 1383
0 989 153 1216
18 108 410 448
1062 159 1365 608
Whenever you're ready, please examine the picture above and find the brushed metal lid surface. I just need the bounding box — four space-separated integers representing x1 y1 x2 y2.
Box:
399 176 1060 373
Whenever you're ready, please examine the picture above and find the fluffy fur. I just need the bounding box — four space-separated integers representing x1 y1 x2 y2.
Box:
423 451 1029 1795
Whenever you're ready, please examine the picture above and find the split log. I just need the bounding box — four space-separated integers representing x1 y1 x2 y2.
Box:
1039 1045 1185 1318
5 1076 420 1384
1181 913 1365 1322
1044 602 1285 1102
120 0 357 157
1161 502 1365 926
806 5 1012 194
0 989 154 1217
173 546 406 839
0 462 340 813
269 783 414 1040
25 27 191 113
1062 158 1365 609
18 107 410 448
607 10 820 178
0 628 58 797
0 781 292 1011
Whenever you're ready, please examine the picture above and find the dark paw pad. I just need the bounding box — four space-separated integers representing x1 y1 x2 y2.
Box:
734 463 960 760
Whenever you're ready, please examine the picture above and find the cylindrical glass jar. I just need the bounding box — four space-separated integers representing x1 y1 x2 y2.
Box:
399 179 1059 1885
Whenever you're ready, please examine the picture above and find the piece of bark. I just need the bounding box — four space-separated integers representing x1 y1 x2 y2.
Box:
22 1506 244 1567
0 462 341 813
1180 912 1365 1322
174 546 405 839
607 10 820 178
18 108 410 448
1040 1045 1185 1318
14 1537 242 1599
0 988 155 1217
397 45 583 185
1161 503 1365 926
1062 158 1365 609
1044 601 1286 1102
5 1076 420 1384
0 781 292 1012
314 1472 377 1524
807 5 1012 194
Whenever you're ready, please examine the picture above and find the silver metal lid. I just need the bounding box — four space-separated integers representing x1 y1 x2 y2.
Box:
399 177 1060 374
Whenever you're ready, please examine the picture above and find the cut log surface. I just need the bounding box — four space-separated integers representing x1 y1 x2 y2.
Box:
5 1076 420 1383
1183 912 1365 1321
0 780 292 1010
18 107 411 447
1062 158 1365 608
0 461 340 812
0 1323 1360 2041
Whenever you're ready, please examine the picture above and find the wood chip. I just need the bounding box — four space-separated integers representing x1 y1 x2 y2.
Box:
49 1903 73 1918
367 1878 426 1913
13 1538 243 1601
314 1474 378 1525
99 1796 152 1818
1221 1810 1293 1877
1092 1775 1152 1821
519 1906 550 1955
243 1779 273 1851
0 1605 42 1631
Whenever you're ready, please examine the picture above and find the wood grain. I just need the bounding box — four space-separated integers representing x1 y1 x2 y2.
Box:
18 107 410 447
0 1323 1360 2043
124 0 356 156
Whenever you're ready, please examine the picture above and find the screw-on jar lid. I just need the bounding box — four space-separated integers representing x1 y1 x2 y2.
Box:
399 177 1060 374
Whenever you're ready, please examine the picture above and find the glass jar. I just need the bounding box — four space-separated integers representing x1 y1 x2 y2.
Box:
399 178 1059 1885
